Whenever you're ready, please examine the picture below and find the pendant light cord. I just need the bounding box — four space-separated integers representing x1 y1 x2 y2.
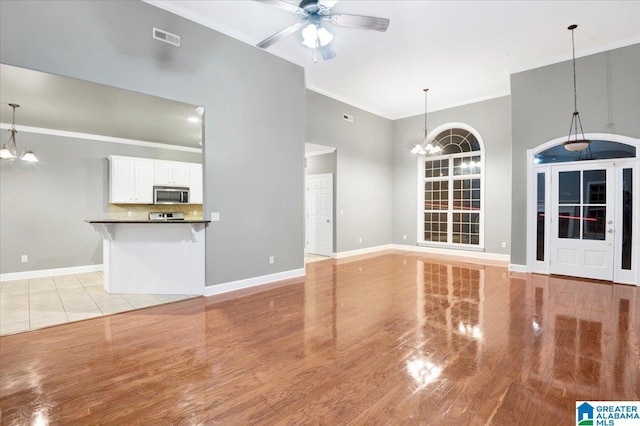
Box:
423 88 428 139
571 28 578 114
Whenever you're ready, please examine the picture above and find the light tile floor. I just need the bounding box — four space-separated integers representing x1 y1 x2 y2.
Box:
0 271 195 336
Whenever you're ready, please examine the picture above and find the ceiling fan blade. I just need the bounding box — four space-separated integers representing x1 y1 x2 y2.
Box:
257 22 303 49
318 0 338 10
253 0 304 15
329 14 390 32
319 44 336 61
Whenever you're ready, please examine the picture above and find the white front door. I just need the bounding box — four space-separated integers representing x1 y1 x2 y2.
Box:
550 163 614 280
306 174 333 256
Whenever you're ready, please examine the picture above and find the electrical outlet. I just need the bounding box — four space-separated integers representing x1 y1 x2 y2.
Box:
21 255 28 263
403 234 407 240
358 237 362 243
127 211 132 217
269 256 275 264
340 209 344 215
501 241 507 248
211 212 220 221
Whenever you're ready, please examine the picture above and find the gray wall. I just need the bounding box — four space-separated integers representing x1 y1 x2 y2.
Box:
305 152 337 252
0 0 305 285
305 90 393 252
392 96 512 255
305 152 336 176
0 132 200 273
510 43 640 265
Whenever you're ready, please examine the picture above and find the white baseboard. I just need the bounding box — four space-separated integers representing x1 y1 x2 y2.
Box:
333 244 393 259
390 244 510 263
509 264 529 273
204 268 306 297
0 264 104 282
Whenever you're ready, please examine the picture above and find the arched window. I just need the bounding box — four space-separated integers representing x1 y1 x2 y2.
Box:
420 126 484 247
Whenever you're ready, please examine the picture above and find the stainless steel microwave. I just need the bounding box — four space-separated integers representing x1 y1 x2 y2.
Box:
154 186 189 204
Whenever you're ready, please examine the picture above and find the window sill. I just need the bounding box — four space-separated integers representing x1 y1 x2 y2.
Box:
417 241 485 252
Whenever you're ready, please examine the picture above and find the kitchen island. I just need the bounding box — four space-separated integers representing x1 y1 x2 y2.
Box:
87 220 210 295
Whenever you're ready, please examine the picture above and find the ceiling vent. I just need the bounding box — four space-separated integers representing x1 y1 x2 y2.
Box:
343 113 354 123
153 27 180 47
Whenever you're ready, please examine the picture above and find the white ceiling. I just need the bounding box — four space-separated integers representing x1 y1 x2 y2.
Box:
148 0 640 120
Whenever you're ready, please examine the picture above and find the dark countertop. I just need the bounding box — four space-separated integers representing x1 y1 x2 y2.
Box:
86 220 211 224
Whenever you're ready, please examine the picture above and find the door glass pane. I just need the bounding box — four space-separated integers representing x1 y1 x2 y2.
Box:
622 169 633 270
583 170 606 204
559 171 580 204
558 206 580 239
583 206 606 240
536 173 545 261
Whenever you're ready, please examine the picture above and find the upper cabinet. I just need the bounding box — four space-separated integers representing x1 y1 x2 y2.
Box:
109 156 154 204
109 156 202 204
154 161 190 186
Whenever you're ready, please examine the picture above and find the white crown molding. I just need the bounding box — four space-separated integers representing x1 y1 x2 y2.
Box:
143 0 303 67
1 264 103 282
508 35 640 75
398 91 512 121
0 123 202 153
306 86 394 120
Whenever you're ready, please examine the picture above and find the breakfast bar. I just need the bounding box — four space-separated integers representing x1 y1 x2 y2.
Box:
87 219 210 295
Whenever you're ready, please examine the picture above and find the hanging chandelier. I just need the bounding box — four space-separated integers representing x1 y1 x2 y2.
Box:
563 24 590 152
0 103 38 162
411 88 442 155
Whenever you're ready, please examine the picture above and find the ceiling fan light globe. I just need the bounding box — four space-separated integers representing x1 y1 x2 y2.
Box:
301 23 318 48
316 27 333 46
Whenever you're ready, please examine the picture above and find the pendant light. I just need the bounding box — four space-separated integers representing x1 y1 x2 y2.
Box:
563 24 590 152
411 88 442 155
0 103 38 162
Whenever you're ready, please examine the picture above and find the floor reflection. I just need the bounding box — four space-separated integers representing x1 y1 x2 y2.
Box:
517 276 638 399
0 253 638 424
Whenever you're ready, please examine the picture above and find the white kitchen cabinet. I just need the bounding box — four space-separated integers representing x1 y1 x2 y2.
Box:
189 164 203 204
109 156 154 204
155 161 190 186
109 156 202 205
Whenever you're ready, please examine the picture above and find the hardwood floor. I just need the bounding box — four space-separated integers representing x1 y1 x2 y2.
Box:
1 252 638 424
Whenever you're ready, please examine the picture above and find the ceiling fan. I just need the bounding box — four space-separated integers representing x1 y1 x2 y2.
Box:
254 0 390 61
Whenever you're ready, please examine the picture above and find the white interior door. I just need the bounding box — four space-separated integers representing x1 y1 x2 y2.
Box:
306 174 333 256
550 163 614 280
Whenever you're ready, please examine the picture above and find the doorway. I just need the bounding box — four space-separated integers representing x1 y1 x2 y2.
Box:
550 162 614 280
306 173 333 257
527 135 639 285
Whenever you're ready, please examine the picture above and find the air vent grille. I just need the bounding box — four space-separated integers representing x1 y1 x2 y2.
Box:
343 113 354 123
153 27 180 47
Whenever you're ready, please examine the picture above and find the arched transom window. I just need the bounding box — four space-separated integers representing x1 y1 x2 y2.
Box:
421 127 484 247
